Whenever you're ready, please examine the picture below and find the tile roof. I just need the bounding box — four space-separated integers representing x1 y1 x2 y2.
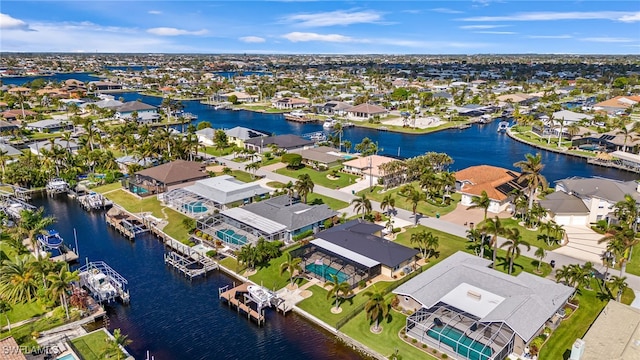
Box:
135 160 208 185
0 336 27 360
342 154 396 177
455 165 522 201
346 103 388 114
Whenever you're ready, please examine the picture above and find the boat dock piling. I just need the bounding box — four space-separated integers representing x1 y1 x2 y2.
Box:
164 249 218 280
79 193 113 211
218 283 266 326
105 207 149 240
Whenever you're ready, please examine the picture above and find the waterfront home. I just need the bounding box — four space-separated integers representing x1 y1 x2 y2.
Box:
89 98 124 110
291 219 419 288
579 300 640 360
124 160 208 196
1 109 37 121
25 119 72 133
115 101 159 123
393 251 574 360
219 91 259 103
342 154 396 185
0 143 23 157
7 86 31 96
0 119 19 133
573 129 638 152
345 103 388 120
550 110 593 125
554 177 640 224
88 80 123 92
496 93 538 105
115 155 157 173
244 134 314 153
195 128 216 146
162 175 270 217
299 146 344 169
272 97 310 110
538 191 591 226
593 95 640 115
197 195 337 246
455 165 526 214
315 101 353 116
29 139 81 156
225 126 268 148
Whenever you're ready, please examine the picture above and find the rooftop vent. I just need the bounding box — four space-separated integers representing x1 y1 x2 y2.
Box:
467 290 482 301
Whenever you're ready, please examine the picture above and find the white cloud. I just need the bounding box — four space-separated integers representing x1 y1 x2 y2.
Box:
282 10 383 27
430 8 463 14
282 32 356 42
581 37 635 43
474 31 516 35
460 24 509 29
239 36 266 43
0 13 32 31
527 35 572 39
147 27 208 36
461 11 640 22
148 10 162 15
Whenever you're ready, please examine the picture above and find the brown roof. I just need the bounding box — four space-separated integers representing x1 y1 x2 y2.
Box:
594 96 640 109
0 336 27 360
455 165 521 201
2 109 37 119
135 160 208 185
7 87 30 93
346 103 388 115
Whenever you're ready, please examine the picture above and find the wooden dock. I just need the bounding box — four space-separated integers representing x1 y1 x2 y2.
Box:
105 207 149 240
164 251 218 279
219 283 266 326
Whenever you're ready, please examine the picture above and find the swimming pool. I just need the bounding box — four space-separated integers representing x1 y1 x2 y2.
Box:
216 229 248 246
305 263 349 283
427 325 492 360
183 201 208 213
57 354 77 360
131 185 149 195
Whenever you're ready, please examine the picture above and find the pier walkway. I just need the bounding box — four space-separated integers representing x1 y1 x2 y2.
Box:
218 283 266 325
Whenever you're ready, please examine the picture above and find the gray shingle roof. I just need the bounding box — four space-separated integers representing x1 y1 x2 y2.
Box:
556 177 640 203
316 219 419 268
241 195 337 231
539 191 590 215
393 252 574 342
116 101 156 112
244 134 314 149
225 126 267 140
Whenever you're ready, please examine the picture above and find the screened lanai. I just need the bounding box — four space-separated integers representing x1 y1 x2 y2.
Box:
290 239 380 289
163 188 218 218
196 208 288 248
406 303 515 360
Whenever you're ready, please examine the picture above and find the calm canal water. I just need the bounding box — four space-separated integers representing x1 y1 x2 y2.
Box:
33 196 362 360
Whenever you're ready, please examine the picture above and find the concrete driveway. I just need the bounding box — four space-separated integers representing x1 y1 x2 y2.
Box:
552 225 606 264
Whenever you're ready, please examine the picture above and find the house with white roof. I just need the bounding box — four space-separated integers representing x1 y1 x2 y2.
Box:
394 252 574 360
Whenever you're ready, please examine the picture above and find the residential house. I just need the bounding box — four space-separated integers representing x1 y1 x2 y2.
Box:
315 101 353 116
554 177 640 224
244 134 314 153
593 95 640 115
538 191 590 226
125 160 208 196
25 119 72 133
88 80 123 91
579 300 640 360
394 252 574 360
115 101 159 123
272 97 310 110
342 154 397 184
345 103 388 120
225 126 268 148
455 165 526 214
220 91 259 103
1 109 37 121
0 120 19 133
29 139 81 156
299 146 344 169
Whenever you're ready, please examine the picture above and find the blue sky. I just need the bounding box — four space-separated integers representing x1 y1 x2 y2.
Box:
1 1 639 54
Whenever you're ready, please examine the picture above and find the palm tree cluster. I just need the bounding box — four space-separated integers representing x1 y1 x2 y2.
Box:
472 216 533 275
235 238 282 270
598 195 639 277
410 230 439 260
377 152 454 191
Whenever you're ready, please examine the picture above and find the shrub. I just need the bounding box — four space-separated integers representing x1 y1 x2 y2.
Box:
399 271 405 277
411 339 417 344
206 250 217 258
392 227 402 233
564 307 574 317
282 153 303 168
374 212 382 222
441 354 448 359
358 280 366 289
324 219 333 229
422 344 427 349
391 295 400 308
569 298 580 306
432 349 437 354
293 229 314 241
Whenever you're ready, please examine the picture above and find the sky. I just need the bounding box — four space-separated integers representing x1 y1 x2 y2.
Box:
1 1 639 54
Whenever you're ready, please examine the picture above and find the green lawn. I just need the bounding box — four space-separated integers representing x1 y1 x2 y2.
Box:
258 157 282 167
249 246 302 291
0 308 74 347
103 189 190 241
395 225 553 277
0 302 47 328
352 118 467 135
230 170 256 183
340 308 437 360
297 282 394 327
266 181 285 188
481 218 562 251
203 146 235 157
360 185 461 218
90 182 122 194
306 193 349 211
219 256 246 273
624 244 640 276
71 329 126 360
539 281 608 360
276 166 360 189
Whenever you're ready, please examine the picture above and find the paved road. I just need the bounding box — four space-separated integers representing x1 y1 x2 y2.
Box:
217 157 640 290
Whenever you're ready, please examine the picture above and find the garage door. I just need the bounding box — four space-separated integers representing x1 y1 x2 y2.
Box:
555 215 588 226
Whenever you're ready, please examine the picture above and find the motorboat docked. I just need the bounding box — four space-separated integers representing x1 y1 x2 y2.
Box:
46 178 69 194
497 121 510 133
247 285 275 309
37 229 78 262
322 118 339 129
214 102 231 110
478 114 493 124
308 132 327 142
283 110 309 122
79 261 130 304
80 191 113 210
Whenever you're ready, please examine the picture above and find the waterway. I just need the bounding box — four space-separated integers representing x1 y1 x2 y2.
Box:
34 195 362 360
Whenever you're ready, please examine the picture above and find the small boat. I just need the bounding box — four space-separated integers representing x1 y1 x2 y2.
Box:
214 103 231 110
308 132 326 142
247 285 275 308
284 110 309 122
497 121 510 133
322 118 339 129
478 114 492 124
46 178 69 194
79 261 130 304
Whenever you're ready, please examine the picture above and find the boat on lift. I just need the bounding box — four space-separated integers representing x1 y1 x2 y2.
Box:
247 285 275 309
322 118 339 129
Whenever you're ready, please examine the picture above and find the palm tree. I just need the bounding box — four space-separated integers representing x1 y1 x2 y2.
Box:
467 190 491 221
514 153 548 211
555 265 573 285
102 328 132 360
480 216 506 270
0 255 38 303
236 243 258 270
534 247 546 273
351 193 372 220
0 149 9 181
363 287 389 332
405 186 425 226
17 208 56 259
614 194 638 231
279 253 302 287
46 266 79 319
608 275 628 302
333 123 344 151
325 274 353 311
0 300 11 331
616 126 633 152
380 193 395 216
500 228 531 275
466 228 487 258
295 174 314 204
598 227 639 276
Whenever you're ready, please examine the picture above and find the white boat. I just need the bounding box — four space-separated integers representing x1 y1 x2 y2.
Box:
497 121 510 132
283 110 308 121
479 114 492 124
79 261 129 303
86 270 117 302
322 118 339 129
46 178 69 192
308 132 326 142
247 285 275 308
